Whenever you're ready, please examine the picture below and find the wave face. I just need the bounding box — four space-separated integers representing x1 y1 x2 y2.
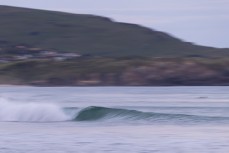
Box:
0 100 71 122
74 106 229 124
1 98 229 124
75 106 152 121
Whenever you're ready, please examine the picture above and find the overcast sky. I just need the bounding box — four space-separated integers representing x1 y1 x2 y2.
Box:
0 0 228 48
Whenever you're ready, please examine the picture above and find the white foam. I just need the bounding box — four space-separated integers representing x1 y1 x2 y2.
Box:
0 98 71 122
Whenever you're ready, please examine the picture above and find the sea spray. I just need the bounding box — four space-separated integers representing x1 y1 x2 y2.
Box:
0 98 71 122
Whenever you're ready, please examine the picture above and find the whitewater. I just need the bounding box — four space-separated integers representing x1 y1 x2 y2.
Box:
1 86 229 153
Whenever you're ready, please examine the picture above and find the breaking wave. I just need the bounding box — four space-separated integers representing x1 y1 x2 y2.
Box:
0 99 229 124
0 100 71 122
74 106 229 124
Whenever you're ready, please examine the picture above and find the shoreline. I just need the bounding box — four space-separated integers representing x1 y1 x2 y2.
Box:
0 84 229 87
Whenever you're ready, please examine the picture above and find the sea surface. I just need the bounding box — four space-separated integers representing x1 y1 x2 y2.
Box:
0 86 229 153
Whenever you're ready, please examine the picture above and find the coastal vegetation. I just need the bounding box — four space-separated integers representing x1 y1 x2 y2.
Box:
0 57 229 86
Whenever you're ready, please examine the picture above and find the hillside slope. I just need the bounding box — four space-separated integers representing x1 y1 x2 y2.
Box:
0 5 228 57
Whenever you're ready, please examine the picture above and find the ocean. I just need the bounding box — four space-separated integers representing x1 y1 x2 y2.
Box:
0 86 229 153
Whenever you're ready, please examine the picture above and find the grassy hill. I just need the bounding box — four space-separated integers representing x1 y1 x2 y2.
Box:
0 5 228 57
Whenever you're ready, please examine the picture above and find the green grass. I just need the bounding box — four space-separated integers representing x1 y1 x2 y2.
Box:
0 5 229 57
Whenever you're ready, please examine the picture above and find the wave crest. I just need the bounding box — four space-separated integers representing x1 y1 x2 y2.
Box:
0 100 70 122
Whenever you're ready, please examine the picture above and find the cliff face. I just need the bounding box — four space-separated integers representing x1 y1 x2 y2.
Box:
0 5 229 57
0 58 229 86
